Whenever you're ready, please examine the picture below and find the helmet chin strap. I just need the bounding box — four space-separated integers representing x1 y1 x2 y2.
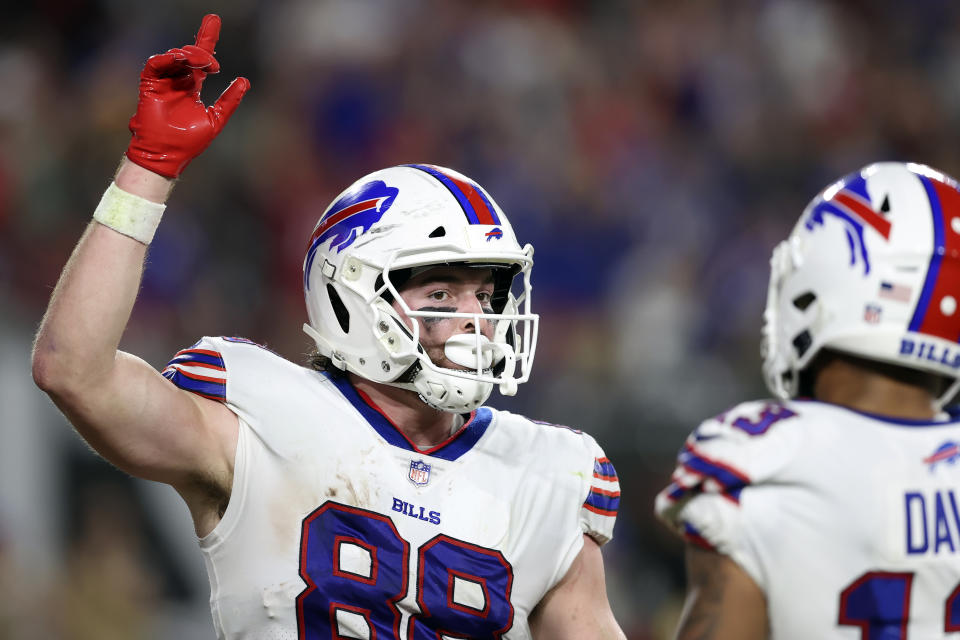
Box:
412 371 493 412
303 323 347 370
936 377 960 411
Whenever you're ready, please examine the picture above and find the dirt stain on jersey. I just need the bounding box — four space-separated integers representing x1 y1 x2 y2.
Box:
267 446 381 552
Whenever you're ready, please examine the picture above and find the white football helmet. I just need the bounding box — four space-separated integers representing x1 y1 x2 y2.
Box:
302 164 538 412
763 162 960 406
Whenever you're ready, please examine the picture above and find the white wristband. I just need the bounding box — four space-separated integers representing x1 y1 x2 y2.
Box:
92 182 166 245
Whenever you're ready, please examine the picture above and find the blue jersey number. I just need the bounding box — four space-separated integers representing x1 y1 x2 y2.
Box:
297 502 514 640
839 571 960 638
408 536 514 638
730 403 796 436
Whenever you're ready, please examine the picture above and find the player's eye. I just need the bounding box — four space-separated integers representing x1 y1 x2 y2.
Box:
428 290 449 301
476 291 493 304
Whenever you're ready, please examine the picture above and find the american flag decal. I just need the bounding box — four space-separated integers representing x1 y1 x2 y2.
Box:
879 281 912 303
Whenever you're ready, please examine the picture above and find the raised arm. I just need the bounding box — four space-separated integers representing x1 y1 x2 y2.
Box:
31 15 249 530
674 545 769 640
529 535 626 640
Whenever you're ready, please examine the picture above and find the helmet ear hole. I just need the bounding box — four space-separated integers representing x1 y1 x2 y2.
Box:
792 291 817 311
327 284 350 333
490 266 518 314
792 330 813 358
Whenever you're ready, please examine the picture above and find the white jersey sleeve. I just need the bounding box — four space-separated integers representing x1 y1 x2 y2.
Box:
654 400 802 587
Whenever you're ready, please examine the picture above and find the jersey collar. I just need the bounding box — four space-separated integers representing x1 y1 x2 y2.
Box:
324 372 493 461
795 397 960 426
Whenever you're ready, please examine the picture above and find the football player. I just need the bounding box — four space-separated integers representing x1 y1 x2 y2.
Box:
31 14 625 640
657 162 960 638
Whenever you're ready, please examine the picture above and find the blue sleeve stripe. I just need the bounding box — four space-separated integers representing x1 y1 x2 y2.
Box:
166 349 225 369
683 522 716 550
585 491 620 512
162 368 226 401
168 353 224 369
666 482 687 501
679 445 750 493
593 458 618 481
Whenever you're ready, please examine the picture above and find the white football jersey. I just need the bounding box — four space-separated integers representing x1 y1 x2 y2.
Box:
656 399 960 639
162 336 618 639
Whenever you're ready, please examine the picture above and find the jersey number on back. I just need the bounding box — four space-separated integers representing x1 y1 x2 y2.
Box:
839 571 960 637
296 502 515 639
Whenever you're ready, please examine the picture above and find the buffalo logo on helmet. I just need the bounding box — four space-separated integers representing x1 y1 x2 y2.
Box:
803 173 892 276
303 180 400 289
485 227 503 242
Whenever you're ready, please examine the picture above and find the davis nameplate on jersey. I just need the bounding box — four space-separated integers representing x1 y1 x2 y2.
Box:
409 459 431 486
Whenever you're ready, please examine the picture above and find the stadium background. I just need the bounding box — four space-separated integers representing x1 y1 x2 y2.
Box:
2 0 958 636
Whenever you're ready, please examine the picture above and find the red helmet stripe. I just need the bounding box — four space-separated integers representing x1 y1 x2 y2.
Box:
913 178 960 341
309 197 384 245
833 192 891 239
437 170 498 225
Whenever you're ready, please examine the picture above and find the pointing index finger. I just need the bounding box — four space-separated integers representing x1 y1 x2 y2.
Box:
194 14 221 54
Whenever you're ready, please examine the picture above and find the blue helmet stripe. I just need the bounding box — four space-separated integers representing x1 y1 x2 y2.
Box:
405 164 482 224
909 175 946 332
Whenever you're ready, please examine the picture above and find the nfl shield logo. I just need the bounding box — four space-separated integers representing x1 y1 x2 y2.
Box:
408 460 431 487
864 303 882 324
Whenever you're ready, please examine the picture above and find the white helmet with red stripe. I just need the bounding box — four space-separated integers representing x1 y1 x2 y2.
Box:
763 162 960 405
302 164 538 412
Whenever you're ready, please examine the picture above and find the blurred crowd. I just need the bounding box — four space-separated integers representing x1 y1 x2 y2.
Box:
4 0 960 637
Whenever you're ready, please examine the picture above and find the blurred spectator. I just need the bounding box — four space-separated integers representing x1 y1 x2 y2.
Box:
53 481 159 640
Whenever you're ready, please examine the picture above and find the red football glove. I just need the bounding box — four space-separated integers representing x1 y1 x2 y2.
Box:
126 14 250 179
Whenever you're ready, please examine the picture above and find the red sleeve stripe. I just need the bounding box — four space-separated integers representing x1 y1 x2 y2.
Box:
175 348 222 358
172 360 226 372
162 366 226 385
593 471 618 482
168 348 226 370
188 390 227 403
583 503 617 517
